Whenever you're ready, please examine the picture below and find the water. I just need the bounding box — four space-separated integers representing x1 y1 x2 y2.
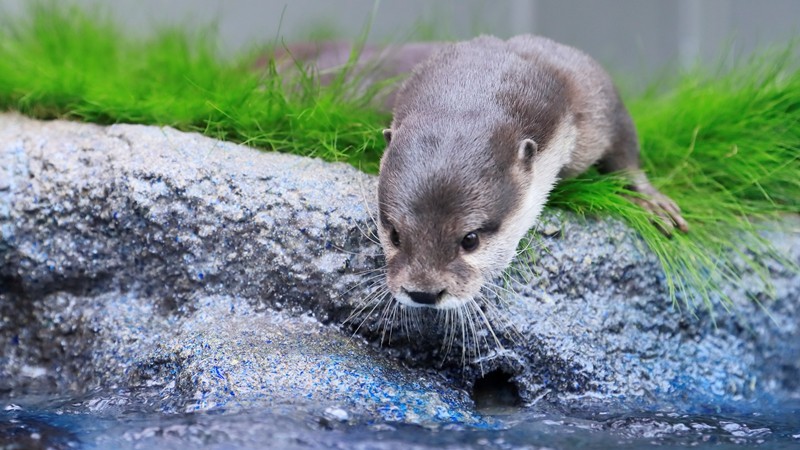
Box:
2 390 798 449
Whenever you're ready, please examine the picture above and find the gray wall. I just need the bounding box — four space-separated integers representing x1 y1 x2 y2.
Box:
2 0 798 80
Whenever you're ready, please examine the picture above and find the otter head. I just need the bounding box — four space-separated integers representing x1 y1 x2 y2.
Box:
377 122 542 310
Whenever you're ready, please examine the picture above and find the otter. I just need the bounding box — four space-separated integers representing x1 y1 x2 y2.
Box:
377 35 687 309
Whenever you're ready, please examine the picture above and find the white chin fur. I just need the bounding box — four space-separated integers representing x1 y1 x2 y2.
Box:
436 294 469 309
392 291 470 310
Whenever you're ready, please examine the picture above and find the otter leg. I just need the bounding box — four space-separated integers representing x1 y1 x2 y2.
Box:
598 113 689 234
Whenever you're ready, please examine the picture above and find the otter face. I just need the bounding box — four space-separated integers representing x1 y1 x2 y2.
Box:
376 125 541 309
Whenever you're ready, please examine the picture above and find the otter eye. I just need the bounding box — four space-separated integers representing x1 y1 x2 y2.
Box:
390 228 401 247
461 232 479 252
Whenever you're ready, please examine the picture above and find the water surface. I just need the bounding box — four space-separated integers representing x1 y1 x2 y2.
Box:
3 390 798 449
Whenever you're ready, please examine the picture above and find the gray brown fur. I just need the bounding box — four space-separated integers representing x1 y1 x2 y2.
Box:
270 41 443 110
377 35 686 308
391 35 634 178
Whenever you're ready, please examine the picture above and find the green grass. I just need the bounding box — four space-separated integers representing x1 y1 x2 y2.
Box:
0 3 389 171
1 4 798 311
549 48 800 310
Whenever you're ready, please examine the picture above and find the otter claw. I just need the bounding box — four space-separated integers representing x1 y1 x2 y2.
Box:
629 191 689 236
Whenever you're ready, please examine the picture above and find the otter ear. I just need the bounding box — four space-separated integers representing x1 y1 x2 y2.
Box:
518 138 539 162
382 128 393 144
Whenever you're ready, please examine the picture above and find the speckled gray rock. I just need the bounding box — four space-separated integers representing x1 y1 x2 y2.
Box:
0 112 479 423
1 113 798 420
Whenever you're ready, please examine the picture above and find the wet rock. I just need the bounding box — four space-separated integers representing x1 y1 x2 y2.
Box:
1 113 798 421
0 112 477 424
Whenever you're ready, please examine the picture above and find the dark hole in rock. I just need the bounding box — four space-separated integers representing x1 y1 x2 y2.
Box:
472 370 521 413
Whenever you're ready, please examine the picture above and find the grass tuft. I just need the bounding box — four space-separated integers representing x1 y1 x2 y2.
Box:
1 3 798 311
0 2 388 171
550 46 799 309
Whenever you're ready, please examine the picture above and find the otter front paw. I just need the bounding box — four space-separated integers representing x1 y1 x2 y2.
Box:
628 184 689 235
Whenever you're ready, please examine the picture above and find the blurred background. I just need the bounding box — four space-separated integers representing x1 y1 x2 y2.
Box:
2 0 798 83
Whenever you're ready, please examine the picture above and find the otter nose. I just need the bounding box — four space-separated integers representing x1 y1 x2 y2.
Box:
407 290 445 305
